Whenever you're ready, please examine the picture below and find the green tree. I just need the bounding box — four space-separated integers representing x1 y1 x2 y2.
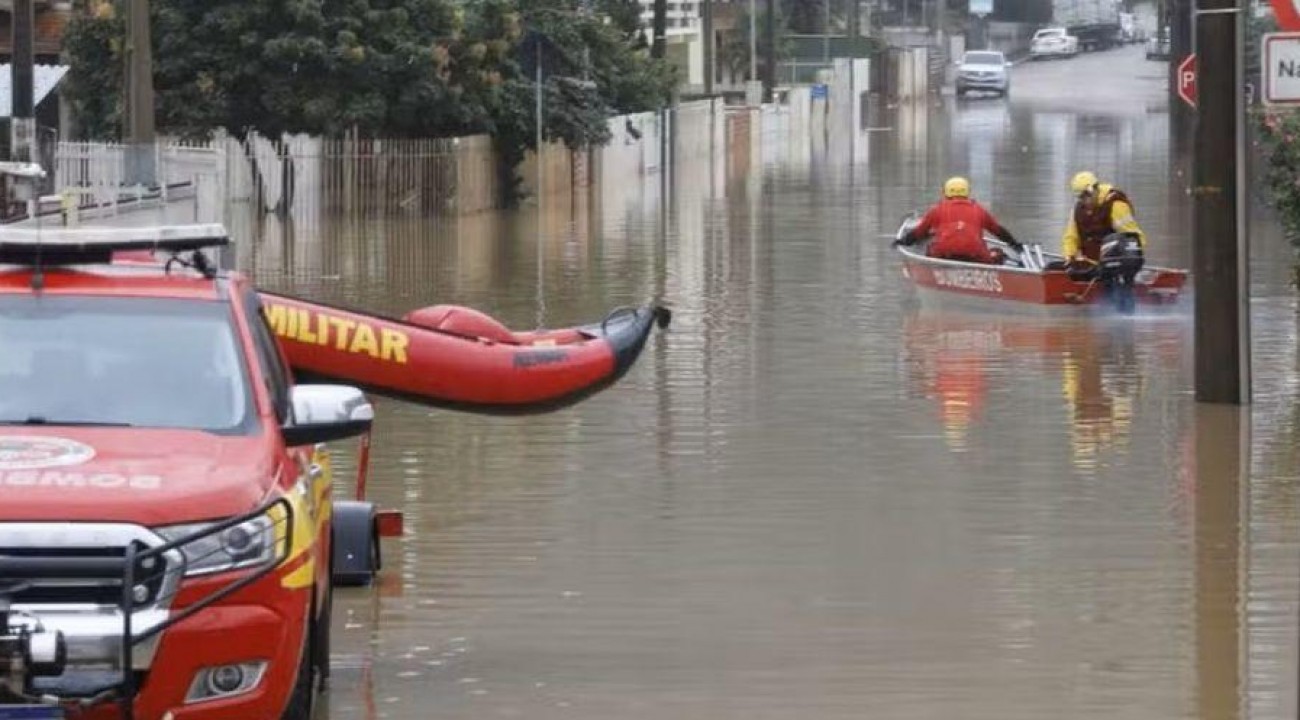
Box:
62 0 676 208
62 1 124 140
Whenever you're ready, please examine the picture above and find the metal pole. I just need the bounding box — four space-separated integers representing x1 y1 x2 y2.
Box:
535 39 546 329
1171 0 1193 153
1191 0 1249 405
536 40 543 202
825 0 831 67
10 0 34 164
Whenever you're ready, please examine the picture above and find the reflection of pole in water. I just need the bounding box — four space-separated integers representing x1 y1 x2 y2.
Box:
1193 405 1247 720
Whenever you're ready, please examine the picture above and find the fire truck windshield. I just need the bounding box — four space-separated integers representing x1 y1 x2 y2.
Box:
0 296 258 433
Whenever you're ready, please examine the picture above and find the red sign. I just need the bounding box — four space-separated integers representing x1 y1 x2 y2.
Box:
1178 54 1197 109
1271 0 1300 31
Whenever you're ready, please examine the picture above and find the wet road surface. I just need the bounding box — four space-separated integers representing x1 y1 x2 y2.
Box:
237 43 1300 719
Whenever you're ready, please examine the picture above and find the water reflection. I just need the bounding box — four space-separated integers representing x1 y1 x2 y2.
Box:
1194 405 1248 720
902 308 1189 470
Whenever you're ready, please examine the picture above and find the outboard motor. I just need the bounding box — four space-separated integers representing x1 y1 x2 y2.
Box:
1098 233 1145 313
0 584 67 704
1099 233 1145 282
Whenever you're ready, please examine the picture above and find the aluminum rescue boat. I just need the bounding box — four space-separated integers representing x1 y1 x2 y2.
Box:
891 214 1189 313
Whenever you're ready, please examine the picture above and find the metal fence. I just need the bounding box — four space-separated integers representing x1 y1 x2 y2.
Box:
50 131 502 222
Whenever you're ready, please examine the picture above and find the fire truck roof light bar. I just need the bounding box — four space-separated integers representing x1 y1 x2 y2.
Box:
0 224 231 254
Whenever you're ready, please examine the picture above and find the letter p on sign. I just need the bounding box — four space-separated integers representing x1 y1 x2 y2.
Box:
1178 54 1197 109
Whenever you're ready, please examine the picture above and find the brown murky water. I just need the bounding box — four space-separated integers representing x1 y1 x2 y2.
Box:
234 46 1300 720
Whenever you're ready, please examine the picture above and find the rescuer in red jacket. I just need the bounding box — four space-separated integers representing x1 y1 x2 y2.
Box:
894 176 1022 264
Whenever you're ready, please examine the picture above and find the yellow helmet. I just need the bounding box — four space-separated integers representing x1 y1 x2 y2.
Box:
943 176 970 199
1070 170 1099 197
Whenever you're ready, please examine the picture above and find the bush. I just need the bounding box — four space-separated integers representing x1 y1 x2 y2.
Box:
1254 108 1300 245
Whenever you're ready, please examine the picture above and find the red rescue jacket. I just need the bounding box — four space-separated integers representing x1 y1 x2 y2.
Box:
911 198 1009 263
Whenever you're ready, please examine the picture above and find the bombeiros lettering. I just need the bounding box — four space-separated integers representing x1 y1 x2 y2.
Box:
932 268 1003 293
263 303 410 364
0 471 162 489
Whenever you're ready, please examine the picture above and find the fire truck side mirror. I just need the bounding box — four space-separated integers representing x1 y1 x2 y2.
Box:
283 385 375 446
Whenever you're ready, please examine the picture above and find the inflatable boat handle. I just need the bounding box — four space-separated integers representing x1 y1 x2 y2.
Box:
600 305 639 334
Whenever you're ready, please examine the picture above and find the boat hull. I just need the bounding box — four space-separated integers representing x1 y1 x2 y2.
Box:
107 249 671 414
897 246 1188 313
258 293 671 414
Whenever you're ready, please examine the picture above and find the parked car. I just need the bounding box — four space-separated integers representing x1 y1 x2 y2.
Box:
956 50 1012 98
1030 27 1080 60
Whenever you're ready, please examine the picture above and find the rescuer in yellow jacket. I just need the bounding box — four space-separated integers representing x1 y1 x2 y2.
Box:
1060 170 1147 263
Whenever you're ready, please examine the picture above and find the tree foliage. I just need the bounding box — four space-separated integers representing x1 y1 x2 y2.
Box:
782 0 827 34
1255 109 1300 248
62 0 677 201
63 1 124 140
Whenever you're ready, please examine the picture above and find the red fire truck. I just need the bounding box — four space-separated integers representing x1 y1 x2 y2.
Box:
0 224 397 719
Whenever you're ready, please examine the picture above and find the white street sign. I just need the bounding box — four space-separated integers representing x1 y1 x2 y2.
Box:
1263 32 1300 105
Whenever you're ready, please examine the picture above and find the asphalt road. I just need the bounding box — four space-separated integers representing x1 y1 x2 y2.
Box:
950 43 1171 112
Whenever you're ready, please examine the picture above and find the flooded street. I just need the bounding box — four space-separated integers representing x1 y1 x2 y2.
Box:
239 45 1300 719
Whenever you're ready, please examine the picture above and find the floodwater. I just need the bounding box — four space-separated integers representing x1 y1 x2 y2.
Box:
237 45 1300 719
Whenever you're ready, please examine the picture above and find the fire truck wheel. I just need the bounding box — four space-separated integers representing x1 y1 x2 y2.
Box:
282 600 318 720
332 502 379 586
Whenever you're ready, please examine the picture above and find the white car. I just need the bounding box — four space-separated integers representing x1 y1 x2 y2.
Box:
955 50 1012 97
1030 27 1080 60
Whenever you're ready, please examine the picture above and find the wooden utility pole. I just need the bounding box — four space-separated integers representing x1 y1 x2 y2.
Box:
123 0 156 186
1191 0 1250 405
10 0 34 163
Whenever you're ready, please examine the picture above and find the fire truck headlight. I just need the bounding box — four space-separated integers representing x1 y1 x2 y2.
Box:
185 661 268 703
157 507 290 577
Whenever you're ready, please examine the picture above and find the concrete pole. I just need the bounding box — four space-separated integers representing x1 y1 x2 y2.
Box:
123 0 157 186
1191 0 1250 405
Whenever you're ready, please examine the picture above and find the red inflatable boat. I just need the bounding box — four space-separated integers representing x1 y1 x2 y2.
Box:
258 292 671 414
108 236 670 414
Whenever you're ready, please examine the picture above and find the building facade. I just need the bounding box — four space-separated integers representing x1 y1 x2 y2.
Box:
638 0 704 88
